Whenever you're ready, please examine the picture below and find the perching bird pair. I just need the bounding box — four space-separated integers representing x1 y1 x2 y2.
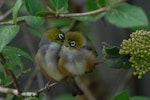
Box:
36 28 97 82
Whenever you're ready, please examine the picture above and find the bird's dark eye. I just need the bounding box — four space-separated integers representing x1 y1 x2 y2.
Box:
70 41 76 47
58 33 64 40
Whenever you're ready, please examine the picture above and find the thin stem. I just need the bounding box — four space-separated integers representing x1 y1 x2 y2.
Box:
0 0 127 26
8 70 22 94
6 69 30 86
0 81 58 97
0 9 13 21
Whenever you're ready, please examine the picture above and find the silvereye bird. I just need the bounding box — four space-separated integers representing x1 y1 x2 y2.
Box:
36 28 65 81
58 32 97 77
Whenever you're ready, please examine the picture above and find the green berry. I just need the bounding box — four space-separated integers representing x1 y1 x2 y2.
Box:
119 30 150 79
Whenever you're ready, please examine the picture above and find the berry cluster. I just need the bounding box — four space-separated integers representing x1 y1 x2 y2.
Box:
119 30 150 79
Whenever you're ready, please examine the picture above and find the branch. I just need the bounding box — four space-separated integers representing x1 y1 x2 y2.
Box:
6 69 30 86
8 70 22 94
0 9 13 21
0 0 127 26
0 86 38 97
0 82 57 97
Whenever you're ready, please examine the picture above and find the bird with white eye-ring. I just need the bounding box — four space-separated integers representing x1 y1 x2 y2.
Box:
36 29 97 80
70 41 76 47
58 33 65 41
58 32 97 76
35 29 98 95
36 28 66 81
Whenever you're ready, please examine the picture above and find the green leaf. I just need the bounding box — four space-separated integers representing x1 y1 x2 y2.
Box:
49 0 68 13
130 96 150 100
2 46 32 61
0 25 20 52
106 3 148 28
1 46 32 69
6 94 14 100
102 42 131 69
112 90 129 100
36 11 54 17
24 0 43 15
0 64 5 84
25 16 45 28
98 0 108 7
3 76 12 85
50 18 73 28
24 94 43 100
85 0 102 11
0 64 13 85
24 97 38 100
102 42 120 58
54 94 76 100
12 0 23 24
107 0 119 5
83 0 106 21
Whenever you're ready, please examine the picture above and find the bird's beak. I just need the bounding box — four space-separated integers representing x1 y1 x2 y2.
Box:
62 42 69 49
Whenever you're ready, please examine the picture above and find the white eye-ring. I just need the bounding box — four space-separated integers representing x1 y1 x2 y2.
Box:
70 41 76 47
58 33 64 40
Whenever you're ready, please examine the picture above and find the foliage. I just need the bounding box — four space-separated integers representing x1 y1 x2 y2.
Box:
119 30 150 79
102 42 131 69
112 90 150 100
0 0 149 99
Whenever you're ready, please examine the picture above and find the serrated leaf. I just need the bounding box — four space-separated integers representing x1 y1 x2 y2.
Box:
49 0 68 13
84 0 106 21
102 42 131 69
1 46 32 70
50 18 73 28
24 0 43 15
102 42 120 58
6 54 23 70
2 46 32 61
112 90 129 100
25 16 45 28
106 3 148 28
0 25 20 52
98 0 107 7
104 56 131 69
12 0 23 24
130 96 150 100
85 0 102 11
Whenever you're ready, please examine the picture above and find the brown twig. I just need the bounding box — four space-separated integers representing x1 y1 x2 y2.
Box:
0 54 22 94
0 9 13 21
8 70 22 94
0 81 58 97
6 69 30 86
37 82 57 94
0 0 127 26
